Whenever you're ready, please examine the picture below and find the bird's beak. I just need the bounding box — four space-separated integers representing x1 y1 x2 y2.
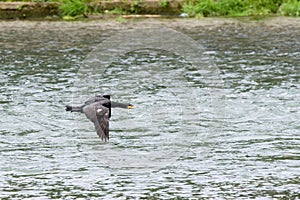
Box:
128 105 134 109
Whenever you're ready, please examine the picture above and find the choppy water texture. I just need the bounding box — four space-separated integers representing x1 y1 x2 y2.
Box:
0 19 299 199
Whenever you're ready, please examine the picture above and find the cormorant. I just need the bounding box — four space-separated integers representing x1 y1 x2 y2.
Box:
66 95 133 141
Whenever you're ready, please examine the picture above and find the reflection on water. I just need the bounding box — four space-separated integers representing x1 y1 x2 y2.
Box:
0 20 299 199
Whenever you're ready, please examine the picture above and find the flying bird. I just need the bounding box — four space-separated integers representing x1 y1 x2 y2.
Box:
66 95 133 141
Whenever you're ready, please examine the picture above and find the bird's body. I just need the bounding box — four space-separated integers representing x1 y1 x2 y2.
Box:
66 95 133 141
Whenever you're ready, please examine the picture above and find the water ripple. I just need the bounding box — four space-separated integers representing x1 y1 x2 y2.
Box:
0 21 299 199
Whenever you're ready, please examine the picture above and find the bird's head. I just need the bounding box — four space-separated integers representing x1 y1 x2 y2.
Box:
128 104 134 109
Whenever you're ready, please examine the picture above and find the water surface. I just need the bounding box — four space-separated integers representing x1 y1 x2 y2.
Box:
0 19 299 199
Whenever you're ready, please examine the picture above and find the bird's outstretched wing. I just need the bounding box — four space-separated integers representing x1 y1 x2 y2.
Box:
82 102 110 141
84 95 110 105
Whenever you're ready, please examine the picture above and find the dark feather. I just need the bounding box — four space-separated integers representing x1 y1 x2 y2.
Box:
83 102 110 141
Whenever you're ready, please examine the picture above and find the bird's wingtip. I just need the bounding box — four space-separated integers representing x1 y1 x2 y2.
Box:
103 94 110 99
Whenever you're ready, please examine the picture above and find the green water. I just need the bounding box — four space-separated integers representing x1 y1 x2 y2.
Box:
0 20 299 199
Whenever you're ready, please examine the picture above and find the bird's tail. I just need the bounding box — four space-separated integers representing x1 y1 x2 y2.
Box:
65 105 83 112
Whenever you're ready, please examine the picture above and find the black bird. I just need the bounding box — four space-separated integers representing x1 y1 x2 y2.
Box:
66 95 133 141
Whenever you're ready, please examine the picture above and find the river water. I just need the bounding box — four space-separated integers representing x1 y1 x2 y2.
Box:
0 19 299 199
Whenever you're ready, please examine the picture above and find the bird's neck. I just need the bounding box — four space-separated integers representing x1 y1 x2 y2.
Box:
111 101 128 108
